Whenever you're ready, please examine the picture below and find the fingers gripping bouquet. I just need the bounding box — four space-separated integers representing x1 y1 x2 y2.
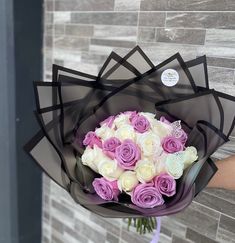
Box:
25 46 235 238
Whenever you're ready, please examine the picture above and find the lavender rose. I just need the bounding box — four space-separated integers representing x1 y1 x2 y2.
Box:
103 137 121 159
162 136 184 153
154 173 176 197
92 177 120 201
83 131 102 148
115 139 141 169
131 114 150 133
131 182 164 208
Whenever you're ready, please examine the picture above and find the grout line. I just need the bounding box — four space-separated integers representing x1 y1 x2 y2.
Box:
203 28 207 45
88 37 91 52
203 188 235 203
220 212 235 220
154 27 158 42
59 23 137 28
134 40 201 47
45 177 53 242
192 200 221 217
215 213 221 240
119 219 122 243
136 5 140 45
113 0 117 12
50 10 235 13
204 54 235 60
194 198 235 222
52 0 55 65
233 70 235 85
207 65 235 71
164 11 167 28
53 22 212 30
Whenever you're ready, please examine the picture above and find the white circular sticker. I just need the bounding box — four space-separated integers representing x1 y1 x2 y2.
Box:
161 69 179 87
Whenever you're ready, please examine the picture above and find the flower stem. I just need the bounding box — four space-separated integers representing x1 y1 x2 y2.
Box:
127 217 157 235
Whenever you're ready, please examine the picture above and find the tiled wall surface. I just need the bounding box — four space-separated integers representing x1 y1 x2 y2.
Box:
43 1 235 242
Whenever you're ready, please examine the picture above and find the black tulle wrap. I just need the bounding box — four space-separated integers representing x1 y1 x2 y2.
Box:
25 46 235 218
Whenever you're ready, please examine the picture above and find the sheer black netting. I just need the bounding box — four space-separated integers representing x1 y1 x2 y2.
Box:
25 46 235 218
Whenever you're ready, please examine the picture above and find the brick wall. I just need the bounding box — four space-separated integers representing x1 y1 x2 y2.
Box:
43 1 235 242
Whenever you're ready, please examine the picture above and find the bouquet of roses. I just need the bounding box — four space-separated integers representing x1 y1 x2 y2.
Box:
82 111 198 210
25 46 235 240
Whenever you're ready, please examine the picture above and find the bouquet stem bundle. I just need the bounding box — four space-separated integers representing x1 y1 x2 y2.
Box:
128 217 157 234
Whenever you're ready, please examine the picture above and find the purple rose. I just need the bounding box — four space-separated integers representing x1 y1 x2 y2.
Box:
115 139 141 170
154 173 176 197
131 182 164 208
103 137 121 159
162 136 184 153
100 115 115 128
92 177 120 201
173 129 188 145
131 114 150 133
83 131 102 149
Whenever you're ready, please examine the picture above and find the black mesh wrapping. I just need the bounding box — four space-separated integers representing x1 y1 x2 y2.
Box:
25 46 235 218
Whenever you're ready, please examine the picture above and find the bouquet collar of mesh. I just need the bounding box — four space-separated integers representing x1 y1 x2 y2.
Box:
25 46 235 218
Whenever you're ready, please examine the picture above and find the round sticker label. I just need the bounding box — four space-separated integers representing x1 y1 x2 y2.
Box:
161 69 179 87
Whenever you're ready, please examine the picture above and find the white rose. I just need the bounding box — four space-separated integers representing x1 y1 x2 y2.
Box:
95 125 114 140
136 132 160 157
183 146 198 169
115 124 135 141
98 158 123 181
155 152 168 174
81 145 103 172
113 114 130 128
151 120 173 139
140 112 155 120
139 112 156 124
135 159 156 183
165 154 184 179
117 171 139 192
152 145 164 161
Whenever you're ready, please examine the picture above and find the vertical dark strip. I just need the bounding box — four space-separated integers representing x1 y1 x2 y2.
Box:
0 0 19 242
14 0 43 242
